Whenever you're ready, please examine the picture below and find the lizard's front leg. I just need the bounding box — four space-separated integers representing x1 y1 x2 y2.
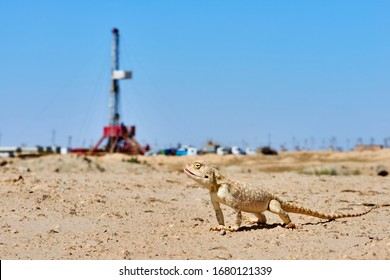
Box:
210 196 225 231
212 192 242 232
214 205 241 232
232 207 242 231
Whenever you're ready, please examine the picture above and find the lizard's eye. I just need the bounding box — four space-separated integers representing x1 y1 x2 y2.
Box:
194 163 201 169
205 175 209 178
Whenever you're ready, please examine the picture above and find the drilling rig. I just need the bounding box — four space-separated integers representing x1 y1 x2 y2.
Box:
91 28 145 154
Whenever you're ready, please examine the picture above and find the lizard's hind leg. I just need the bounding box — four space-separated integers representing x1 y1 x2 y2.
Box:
268 200 295 229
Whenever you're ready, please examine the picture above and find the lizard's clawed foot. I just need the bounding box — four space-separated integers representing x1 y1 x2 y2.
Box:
210 225 239 232
285 223 296 229
210 225 224 232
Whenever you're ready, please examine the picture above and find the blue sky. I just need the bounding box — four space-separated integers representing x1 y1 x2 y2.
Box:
1 0 389 150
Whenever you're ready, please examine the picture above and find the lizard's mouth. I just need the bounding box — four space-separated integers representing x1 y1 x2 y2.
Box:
184 168 201 177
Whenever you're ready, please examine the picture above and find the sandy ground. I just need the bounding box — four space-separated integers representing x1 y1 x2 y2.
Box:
0 150 389 260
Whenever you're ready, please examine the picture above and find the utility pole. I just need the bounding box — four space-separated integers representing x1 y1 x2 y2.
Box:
68 136 72 148
52 130 56 146
267 133 271 147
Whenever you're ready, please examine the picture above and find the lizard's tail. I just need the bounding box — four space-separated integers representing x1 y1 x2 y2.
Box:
281 201 377 220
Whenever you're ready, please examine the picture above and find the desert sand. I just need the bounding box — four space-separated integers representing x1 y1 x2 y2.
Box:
0 150 389 260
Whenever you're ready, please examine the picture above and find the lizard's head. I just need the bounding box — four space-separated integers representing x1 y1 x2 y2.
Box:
184 160 222 189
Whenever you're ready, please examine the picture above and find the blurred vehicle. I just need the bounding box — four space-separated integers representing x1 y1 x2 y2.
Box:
176 145 198 156
199 141 220 154
245 147 257 155
158 148 177 156
216 146 231 155
231 146 245 155
257 146 278 155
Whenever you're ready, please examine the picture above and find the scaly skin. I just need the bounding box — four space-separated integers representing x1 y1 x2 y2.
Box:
184 160 376 231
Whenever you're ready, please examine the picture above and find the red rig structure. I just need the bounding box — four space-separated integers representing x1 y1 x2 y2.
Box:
91 28 146 155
